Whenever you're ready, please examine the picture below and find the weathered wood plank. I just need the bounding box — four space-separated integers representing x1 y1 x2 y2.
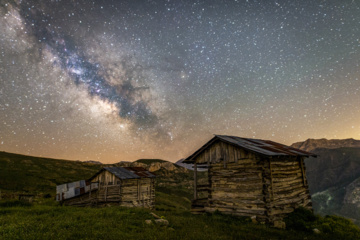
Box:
271 161 298 166
272 175 302 183
273 178 303 187
194 162 198 200
210 197 264 204
212 190 263 199
273 188 307 200
271 164 301 171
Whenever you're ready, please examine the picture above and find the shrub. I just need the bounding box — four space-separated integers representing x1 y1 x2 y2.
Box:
316 215 360 239
284 207 317 232
0 200 32 207
43 194 52 199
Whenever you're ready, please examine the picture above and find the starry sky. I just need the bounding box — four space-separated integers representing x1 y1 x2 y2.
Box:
1 0 360 163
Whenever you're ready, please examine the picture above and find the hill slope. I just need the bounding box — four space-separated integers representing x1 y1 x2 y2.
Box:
0 151 192 197
0 151 101 196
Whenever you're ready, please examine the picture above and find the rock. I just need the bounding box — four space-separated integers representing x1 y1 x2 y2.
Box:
145 220 152 225
313 228 321 234
116 161 132 167
148 162 161 172
161 162 176 171
273 220 286 229
150 212 161 219
130 162 147 168
154 219 169 226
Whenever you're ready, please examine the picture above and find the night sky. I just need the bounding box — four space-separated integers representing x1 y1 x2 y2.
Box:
1 0 359 163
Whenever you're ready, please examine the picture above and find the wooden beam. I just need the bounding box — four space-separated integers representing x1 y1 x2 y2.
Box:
300 158 306 186
194 162 198 200
269 159 274 200
137 179 140 201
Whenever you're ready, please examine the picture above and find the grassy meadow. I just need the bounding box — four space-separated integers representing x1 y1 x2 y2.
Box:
1 188 360 240
1 151 360 239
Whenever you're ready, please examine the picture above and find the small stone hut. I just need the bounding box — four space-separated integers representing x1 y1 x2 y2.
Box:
183 135 317 224
56 167 156 208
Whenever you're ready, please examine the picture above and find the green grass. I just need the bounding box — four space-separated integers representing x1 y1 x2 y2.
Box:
1 195 359 240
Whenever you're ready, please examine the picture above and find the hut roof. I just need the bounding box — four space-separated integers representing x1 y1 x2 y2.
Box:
88 167 155 181
183 135 317 163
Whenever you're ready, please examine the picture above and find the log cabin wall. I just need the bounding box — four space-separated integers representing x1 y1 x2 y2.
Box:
194 141 253 165
194 141 267 219
120 178 155 208
64 170 155 208
205 157 266 219
91 170 118 186
268 157 311 222
193 140 312 223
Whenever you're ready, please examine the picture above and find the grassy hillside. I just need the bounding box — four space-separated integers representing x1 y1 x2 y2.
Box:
0 151 102 196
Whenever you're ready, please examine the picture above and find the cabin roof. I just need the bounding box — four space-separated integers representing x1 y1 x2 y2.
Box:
88 167 155 181
183 135 317 163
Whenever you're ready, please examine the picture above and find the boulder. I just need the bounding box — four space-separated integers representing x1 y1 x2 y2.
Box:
150 212 161 219
161 162 176 171
131 162 147 168
148 162 162 172
273 220 286 229
154 219 169 226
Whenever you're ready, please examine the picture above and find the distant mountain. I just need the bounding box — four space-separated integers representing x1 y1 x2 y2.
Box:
290 139 360 224
305 148 360 193
291 138 360 152
305 147 360 223
83 160 103 164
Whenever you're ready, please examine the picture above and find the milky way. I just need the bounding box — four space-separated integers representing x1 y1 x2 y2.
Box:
1 0 360 163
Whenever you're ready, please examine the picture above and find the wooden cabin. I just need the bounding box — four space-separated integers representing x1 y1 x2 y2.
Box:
183 135 317 224
56 167 155 208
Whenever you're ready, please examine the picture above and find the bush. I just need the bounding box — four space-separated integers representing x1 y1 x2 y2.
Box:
0 200 32 207
284 207 317 232
285 207 360 239
316 215 360 239
43 193 52 199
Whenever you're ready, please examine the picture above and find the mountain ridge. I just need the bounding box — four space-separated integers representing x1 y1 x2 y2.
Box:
291 138 360 152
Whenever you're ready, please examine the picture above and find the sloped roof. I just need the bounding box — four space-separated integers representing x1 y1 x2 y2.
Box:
89 167 155 181
183 135 317 163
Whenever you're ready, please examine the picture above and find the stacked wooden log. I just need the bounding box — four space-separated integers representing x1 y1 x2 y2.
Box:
190 140 312 224
204 159 266 219
268 158 311 222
